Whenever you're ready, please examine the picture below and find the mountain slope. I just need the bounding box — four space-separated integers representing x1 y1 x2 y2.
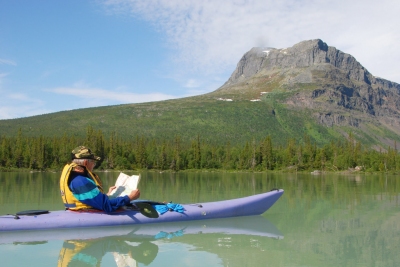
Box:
0 96 337 146
1 39 400 149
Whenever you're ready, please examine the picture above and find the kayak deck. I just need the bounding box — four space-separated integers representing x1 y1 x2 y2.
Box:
0 189 283 231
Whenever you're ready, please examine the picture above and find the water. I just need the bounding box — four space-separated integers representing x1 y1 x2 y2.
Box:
0 171 399 266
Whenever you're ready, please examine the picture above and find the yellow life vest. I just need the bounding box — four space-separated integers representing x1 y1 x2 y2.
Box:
57 240 95 267
59 162 104 211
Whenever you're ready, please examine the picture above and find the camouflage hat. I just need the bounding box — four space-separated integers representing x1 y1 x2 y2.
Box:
71 146 101 161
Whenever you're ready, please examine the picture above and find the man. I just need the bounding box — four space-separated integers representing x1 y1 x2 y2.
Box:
60 146 140 213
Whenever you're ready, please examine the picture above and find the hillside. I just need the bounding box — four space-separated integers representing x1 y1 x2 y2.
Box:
0 96 335 146
1 39 400 149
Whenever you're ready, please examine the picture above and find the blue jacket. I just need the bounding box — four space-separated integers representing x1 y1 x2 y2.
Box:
69 172 130 213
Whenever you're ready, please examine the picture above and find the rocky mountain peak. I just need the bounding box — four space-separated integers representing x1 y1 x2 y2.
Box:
221 39 375 87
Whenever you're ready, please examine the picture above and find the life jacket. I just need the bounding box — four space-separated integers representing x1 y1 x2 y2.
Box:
59 162 104 211
57 240 97 267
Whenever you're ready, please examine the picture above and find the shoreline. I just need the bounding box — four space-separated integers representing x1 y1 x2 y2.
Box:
0 167 398 175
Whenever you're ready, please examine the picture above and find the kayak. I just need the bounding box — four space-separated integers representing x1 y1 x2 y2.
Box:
0 189 283 232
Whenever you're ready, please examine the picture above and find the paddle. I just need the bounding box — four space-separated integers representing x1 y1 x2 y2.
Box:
7 210 49 220
8 205 160 219
133 202 159 218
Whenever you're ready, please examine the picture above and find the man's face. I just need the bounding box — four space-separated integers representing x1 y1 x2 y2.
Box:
86 159 97 171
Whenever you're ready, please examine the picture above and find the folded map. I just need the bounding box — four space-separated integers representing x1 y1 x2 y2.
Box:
108 173 140 199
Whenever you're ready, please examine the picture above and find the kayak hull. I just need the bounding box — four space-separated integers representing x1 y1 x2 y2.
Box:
0 189 283 231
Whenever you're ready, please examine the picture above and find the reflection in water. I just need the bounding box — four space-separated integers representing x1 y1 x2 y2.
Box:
59 238 158 267
2 172 400 266
0 216 282 267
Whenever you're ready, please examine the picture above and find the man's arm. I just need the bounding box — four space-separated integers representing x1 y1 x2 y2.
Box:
69 175 131 213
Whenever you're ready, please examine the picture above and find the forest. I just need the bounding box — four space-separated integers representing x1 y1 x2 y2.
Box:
0 126 398 173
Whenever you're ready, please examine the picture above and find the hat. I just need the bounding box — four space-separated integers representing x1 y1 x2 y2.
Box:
71 146 101 161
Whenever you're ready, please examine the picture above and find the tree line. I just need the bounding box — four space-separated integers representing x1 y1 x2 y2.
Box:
0 126 398 172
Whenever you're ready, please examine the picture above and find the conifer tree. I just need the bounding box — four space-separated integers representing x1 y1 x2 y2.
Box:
135 136 147 169
189 135 201 169
171 136 181 171
15 128 24 168
108 131 117 169
261 136 273 170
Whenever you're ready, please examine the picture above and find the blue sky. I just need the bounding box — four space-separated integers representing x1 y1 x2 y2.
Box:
1 0 399 120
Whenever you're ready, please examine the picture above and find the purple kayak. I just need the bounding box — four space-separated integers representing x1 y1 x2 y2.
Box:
0 189 283 232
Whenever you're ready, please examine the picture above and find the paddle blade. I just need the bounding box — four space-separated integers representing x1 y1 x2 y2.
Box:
135 203 159 218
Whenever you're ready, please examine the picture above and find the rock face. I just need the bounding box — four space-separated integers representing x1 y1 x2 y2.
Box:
217 39 400 142
223 39 399 88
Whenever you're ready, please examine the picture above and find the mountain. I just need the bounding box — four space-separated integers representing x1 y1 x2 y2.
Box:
1 39 400 149
213 39 400 148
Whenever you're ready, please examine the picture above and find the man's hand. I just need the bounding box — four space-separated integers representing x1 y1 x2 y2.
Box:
107 186 117 196
128 189 140 201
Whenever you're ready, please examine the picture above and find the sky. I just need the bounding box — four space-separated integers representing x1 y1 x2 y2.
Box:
1 0 399 120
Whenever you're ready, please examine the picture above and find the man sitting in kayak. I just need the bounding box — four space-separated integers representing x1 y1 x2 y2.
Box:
60 146 140 213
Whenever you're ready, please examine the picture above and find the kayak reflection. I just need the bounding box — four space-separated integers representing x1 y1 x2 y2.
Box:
1 216 283 267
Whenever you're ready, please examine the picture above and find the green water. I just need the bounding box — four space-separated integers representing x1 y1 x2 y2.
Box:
0 171 399 266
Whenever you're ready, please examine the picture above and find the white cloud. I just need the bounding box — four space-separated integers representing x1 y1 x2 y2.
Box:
0 73 9 84
8 93 32 101
0 58 17 66
184 79 201 88
0 106 51 120
101 0 400 82
0 81 180 119
48 84 178 103
0 92 50 119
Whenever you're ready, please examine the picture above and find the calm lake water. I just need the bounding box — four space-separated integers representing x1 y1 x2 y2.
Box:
0 171 399 267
